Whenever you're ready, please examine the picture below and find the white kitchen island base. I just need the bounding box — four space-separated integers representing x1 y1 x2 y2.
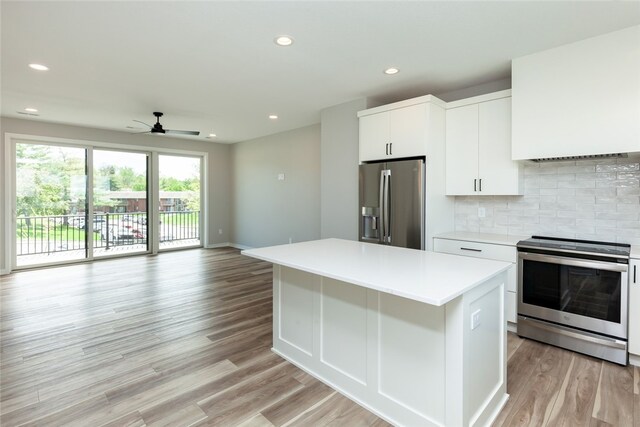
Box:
243 239 509 427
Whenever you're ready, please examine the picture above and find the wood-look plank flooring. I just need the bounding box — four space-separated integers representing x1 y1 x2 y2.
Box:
0 248 638 426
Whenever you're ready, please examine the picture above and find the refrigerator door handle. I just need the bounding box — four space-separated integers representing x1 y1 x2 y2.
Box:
384 170 391 243
379 169 386 243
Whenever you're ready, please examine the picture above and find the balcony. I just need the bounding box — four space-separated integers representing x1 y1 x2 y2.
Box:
16 211 200 267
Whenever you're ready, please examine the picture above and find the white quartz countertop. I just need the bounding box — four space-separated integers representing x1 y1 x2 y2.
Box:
434 231 530 247
242 238 510 306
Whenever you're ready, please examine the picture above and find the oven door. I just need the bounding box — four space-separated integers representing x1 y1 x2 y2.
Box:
518 251 628 339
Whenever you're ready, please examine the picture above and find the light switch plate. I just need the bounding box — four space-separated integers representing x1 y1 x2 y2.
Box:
471 309 481 330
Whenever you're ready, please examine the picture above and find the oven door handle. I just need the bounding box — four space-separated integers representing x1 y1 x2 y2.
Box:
519 251 628 272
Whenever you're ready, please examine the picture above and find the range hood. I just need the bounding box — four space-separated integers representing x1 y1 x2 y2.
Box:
530 153 628 163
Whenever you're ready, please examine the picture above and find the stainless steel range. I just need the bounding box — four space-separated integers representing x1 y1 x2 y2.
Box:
516 236 630 365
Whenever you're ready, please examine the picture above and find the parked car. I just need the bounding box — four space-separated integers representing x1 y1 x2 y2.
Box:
98 221 146 244
68 217 85 229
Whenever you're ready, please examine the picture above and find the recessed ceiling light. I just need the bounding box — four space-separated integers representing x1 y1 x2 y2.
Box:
269 115 278 120
207 133 217 138
28 63 49 71
24 107 38 113
384 67 399 75
274 35 294 46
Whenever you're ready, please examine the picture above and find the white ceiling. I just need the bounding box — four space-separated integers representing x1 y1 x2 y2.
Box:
2 1 639 144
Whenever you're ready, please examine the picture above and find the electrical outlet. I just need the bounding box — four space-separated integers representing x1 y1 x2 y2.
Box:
289 237 292 244
218 229 223 235
278 173 285 181
478 207 486 218
471 309 481 330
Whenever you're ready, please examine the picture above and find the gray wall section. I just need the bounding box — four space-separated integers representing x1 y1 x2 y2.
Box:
230 124 321 248
320 98 368 240
0 117 231 272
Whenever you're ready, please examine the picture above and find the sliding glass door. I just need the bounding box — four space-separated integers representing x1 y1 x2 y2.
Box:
15 143 88 267
13 140 203 269
93 150 149 258
158 155 201 250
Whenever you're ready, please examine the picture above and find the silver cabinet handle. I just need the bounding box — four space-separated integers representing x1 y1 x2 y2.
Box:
634 265 636 283
474 179 477 192
389 143 392 155
460 247 482 252
479 178 482 192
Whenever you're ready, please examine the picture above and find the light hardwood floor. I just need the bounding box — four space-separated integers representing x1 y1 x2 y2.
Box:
0 248 638 426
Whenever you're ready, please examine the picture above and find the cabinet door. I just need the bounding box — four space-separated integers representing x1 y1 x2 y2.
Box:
445 104 479 195
388 103 427 159
629 259 640 355
359 112 389 162
478 98 521 195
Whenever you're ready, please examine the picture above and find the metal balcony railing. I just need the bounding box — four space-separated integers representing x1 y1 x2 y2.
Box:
16 211 200 257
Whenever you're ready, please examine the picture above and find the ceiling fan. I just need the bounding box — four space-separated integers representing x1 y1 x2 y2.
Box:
132 112 200 136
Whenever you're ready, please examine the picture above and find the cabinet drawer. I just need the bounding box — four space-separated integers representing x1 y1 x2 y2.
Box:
433 238 517 263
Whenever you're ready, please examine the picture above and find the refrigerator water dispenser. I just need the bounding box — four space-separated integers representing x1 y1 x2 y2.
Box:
361 206 380 240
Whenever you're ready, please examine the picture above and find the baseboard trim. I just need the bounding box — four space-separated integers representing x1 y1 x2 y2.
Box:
204 242 231 249
204 242 255 250
229 243 254 250
0 268 10 276
630 353 640 367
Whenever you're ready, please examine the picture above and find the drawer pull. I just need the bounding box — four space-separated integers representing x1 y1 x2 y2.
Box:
460 247 482 252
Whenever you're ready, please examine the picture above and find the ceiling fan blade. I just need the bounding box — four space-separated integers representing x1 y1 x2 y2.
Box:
132 119 152 128
165 129 200 136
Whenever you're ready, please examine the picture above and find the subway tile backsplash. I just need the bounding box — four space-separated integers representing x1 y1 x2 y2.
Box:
454 156 640 244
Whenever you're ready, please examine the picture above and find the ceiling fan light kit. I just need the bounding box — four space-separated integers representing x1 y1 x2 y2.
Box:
132 112 200 136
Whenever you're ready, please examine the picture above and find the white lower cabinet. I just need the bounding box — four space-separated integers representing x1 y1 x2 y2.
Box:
433 237 518 324
629 258 640 356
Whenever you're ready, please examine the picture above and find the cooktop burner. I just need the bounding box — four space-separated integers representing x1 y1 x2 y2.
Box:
517 236 630 258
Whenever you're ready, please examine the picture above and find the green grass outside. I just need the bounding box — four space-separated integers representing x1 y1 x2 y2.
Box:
17 224 98 241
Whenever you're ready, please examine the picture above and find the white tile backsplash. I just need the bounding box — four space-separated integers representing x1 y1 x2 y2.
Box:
453 156 640 244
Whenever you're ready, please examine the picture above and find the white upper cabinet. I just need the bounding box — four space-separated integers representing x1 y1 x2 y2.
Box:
446 91 522 196
512 25 640 160
358 96 445 162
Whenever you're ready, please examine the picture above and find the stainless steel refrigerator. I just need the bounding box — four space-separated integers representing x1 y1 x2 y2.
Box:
359 158 425 250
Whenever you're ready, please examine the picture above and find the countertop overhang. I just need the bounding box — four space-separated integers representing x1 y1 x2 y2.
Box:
242 238 510 306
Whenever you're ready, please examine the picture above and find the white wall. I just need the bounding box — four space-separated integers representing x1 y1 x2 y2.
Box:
230 124 321 248
454 156 640 244
0 117 231 273
320 99 368 240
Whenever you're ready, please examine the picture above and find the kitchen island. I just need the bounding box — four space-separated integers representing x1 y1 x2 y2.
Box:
242 239 510 427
